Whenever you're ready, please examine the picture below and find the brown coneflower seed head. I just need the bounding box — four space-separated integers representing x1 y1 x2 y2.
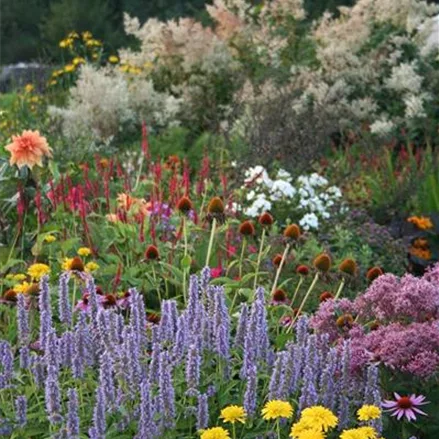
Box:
147 313 160 324
207 197 225 215
4 289 17 302
258 212 274 227
296 265 309 276
272 254 283 267
366 266 383 282
319 291 333 302
103 294 117 307
313 253 332 272
177 196 193 214
336 313 354 329
283 224 301 240
339 258 357 276
272 289 287 302
370 321 380 331
26 283 40 296
239 220 255 236
96 286 104 295
145 245 159 261
292 307 301 317
71 256 85 272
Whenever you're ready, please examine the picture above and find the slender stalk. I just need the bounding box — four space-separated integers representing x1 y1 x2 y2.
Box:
182 216 188 305
291 276 304 307
152 264 162 303
134 155 144 190
238 237 247 280
289 272 320 330
232 423 236 439
270 244 290 296
205 217 217 268
253 228 266 289
276 419 281 439
334 277 346 300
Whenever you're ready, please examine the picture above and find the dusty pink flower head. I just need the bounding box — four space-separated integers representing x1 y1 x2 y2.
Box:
5 130 52 169
383 393 429 422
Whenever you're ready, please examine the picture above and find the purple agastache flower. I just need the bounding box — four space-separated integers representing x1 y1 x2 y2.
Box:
254 287 269 363
290 344 303 394
158 350 176 429
85 275 99 320
241 299 258 380
187 275 201 330
15 395 27 428
39 275 52 350
125 327 141 394
44 328 59 368
173 315 188 363
320 348 338 411
364 365 383 432
234 303 248 348
383 393 429 422
298 364 319 412
244 364 258 417
19 346 31 369
295 315 310 346
58 271 72 326
45 365 62 424
269 352 288 400
17 293 29 346
99 351 116 408
0 341 14 389
67 388 80 438
129 288 146 347
200 266 211 293
213 287 230 362
159 300 178 344
60 331 74 368
196 393 209 430
136 379 156 439
337 395 350 429
90 385 106 439
186 343 201 390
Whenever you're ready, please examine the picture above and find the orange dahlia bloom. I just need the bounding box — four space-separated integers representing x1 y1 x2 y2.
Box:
5 130 52 169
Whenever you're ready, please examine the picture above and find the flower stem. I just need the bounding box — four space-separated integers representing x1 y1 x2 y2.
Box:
182 216 188 305
270 244 290 296
205 217 217 268
291 276 304 307
276 419 281 439
334 277 346 300
238 237 247 280
253 228 266 289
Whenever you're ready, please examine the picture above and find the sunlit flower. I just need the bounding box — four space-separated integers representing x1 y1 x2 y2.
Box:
290 419 323 438
62 258 74 271
339 426 377 439
357 405 381 421
407 216 433 230
261 400 293 420
73 57 85 66
85 261 99 272
13 282 31 294
296 265 309 276
12 274 27 282
27 263 50 280
382 393 429 421
77 247 91 257
319 291 333 302
200 426 230 439
220 405 246 424
108 55 119 64
44 234 56 243
5 130 52 169
300 406 338 432
64 64 75 73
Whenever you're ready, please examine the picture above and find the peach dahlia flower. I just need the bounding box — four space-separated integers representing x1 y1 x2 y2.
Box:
5 130 52 169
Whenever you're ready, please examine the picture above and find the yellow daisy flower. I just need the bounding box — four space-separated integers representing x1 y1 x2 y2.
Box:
77 247 91 257
64 64 75 73
44 234 57 243
300 406 338 432
62 258 74 271
340 426 377 439
27 263 50 280
261 400 293 420
290 419 322 438
357 405 381 422
200 427 230 439
13 282 31 293
220 405 246 424
85 261 99 272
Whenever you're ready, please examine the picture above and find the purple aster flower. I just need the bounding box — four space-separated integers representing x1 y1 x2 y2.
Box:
382 393 429 422
67 388 80 438
196 393 209 430
58 271 72 326
15 395 27 428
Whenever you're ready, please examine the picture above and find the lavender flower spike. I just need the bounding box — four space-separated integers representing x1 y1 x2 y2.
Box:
15 395 27 428
67 388 80 439
58 271 72 326
17 293 29 345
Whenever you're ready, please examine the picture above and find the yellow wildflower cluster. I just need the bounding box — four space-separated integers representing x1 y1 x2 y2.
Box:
119 63 143 74
77 247 91 257
44 234 57 243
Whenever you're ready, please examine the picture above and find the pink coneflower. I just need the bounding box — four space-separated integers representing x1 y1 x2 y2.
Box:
382 393 429 421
